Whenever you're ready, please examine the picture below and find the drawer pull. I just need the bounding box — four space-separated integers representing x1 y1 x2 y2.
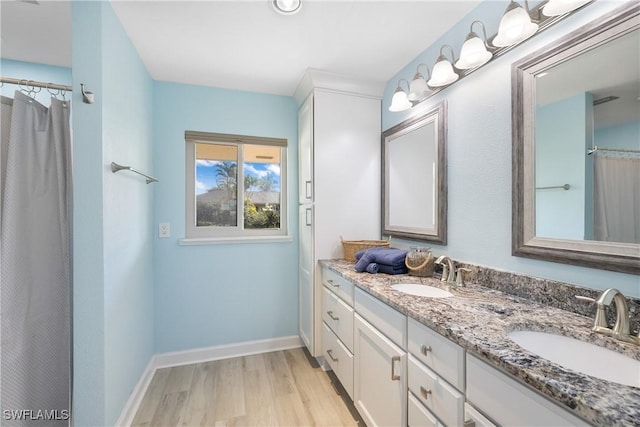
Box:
327 349 339 362
327 279 339 288
327 310 339 321
463 420 476 427
420 386 432 399
420 344 432 355
391 355 401 381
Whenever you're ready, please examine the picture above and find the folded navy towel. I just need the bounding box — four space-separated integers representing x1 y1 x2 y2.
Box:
354 252 375 272
366 263 379 274
377 264 408 275
355 247 408 267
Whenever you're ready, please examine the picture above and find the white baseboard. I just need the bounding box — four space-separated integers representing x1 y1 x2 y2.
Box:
115 335 303 426
114 357 156 427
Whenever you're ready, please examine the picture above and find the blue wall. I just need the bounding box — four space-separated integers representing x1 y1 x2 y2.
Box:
382 0 639 297
595 120 640 151
72 2 155 426
535 94 589 240
152 82 299 353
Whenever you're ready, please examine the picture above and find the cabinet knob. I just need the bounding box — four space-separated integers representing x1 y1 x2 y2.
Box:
327 349 339 362
420 386 432 399
421 344 432 355
327 310 339 321
328 279 339 288
463 420 476 427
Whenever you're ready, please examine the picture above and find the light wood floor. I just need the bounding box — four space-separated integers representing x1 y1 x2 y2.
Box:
131 348 362 427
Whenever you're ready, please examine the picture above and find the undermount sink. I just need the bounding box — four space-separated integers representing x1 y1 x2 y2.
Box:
508 330 640 388
391 283 453 298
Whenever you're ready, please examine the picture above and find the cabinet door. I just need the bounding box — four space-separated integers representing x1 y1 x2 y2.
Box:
299 205 314 351
354 313 406 427
298 94 313 204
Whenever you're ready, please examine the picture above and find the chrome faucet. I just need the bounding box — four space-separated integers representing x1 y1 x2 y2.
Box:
435 255 456 284
577 288 639 346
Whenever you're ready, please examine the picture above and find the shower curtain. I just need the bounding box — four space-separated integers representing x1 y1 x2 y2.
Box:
1 91 71 426
593 154 640 244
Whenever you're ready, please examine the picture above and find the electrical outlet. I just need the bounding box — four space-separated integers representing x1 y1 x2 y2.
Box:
159 222 170 238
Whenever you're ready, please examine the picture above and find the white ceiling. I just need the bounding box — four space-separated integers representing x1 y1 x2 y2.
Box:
0 0 483 96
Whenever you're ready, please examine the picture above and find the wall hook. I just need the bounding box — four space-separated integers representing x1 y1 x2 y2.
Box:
80 83 95 104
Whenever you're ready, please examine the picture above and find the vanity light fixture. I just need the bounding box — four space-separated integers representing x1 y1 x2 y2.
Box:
387 0 594 110
408 64 432 102
542 0 592 17
493 0 539 47
271 0 302 15
428 45 459 88
456 21 493 69
388 79 413 112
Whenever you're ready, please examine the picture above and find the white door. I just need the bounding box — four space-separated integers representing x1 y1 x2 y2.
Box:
299 205 314 351
354 313 407 427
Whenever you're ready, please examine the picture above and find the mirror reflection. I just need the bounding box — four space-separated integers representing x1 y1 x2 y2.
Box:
512 3 639 274
534 28 640 244
382 101 447 244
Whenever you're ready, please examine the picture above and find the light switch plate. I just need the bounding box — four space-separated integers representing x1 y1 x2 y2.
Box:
159 222 170 238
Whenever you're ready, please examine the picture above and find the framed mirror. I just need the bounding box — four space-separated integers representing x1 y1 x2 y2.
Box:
382 101 447 244
512 3 640 274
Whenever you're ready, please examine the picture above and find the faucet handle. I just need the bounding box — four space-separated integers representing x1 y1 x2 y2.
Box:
575 295 596 303
456 268 471 286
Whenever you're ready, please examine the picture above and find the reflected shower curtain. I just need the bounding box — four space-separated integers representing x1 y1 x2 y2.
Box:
593 154 640 244
1 91 71 426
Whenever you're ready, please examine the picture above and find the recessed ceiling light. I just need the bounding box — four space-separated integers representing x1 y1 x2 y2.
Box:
272 0 301 15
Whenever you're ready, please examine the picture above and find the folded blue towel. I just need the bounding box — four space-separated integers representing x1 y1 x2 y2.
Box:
355 247 408 267
366 263 379 274
377 264 408 275
354 253 375 272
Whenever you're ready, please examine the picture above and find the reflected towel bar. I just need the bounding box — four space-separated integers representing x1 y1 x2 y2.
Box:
536 184 570 191
111 162 158 184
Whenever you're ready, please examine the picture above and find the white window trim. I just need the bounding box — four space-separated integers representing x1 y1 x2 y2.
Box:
185 131 288 241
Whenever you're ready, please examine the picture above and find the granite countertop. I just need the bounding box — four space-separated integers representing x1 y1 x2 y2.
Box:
319 259 640 427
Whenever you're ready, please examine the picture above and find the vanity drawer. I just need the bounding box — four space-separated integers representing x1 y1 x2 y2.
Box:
355 287 406 348
322 286 354 351
408 392 443 427
464 402 497 427
321 322 354 399
408 354 464 427
408 317 464 391
322 268 354 306
466 354 588 426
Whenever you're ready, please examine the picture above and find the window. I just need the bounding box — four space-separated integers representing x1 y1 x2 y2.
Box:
185 131 287 240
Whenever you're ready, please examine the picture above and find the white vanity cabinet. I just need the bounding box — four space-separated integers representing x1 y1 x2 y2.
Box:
296 71 381 357
354 288 407 427
466 354 590 426
407 318 465 427
320 268 355 398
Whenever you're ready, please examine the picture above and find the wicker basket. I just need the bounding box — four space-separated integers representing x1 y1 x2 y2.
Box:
341 236 391 261
405 250 435 277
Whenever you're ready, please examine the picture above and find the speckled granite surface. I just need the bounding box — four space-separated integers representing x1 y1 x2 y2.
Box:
319 259 640 427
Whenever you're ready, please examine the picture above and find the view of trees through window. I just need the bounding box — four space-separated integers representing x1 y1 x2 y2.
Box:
195 143 281 229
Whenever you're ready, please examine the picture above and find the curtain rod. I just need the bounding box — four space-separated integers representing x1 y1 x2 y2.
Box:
0 77 72 92
587 145 640 155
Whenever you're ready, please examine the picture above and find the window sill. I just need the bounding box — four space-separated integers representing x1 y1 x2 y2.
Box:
179 235 294 246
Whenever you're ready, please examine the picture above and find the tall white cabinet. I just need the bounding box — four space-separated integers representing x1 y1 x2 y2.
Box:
297 70 382 357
